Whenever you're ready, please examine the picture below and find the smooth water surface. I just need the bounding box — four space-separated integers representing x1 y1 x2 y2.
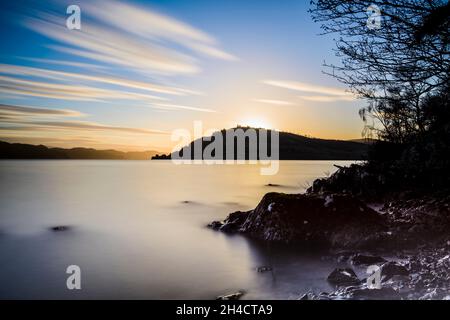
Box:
0 160 354 299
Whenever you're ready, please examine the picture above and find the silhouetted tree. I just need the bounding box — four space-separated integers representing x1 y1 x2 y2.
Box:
310 0 450 190
310 0 449 140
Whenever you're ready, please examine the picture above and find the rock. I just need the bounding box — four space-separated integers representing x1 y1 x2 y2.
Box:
211 192 387 248
351 287 401 300
256 266 273 273
380 262 409 281
350 254 386 266
299 293 309 300
208 211 248 233
219 211 248 233
419 288 439 300
327 268 360 286
336 252 355 263
266 183 281 187
216 291 245 300
208 221 223 230
50 226 71 232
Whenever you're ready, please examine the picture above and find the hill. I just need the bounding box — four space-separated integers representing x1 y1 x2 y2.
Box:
0 141 159 160
153 127 368 160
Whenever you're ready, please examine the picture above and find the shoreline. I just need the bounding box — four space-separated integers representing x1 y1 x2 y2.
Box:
209 166 450 300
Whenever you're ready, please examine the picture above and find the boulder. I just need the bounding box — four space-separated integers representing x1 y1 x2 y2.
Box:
211 192 387 249
327 268 360 286
208 211 248 233
380 261 409 281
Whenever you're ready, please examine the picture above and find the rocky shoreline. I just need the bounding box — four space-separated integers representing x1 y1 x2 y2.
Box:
208 165 450 300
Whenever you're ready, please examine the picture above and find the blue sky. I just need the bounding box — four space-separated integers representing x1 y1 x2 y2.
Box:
0 0 364 151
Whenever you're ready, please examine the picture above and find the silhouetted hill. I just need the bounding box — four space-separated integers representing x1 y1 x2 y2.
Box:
153 127 368 160
0 141 159 160
348 138 377 144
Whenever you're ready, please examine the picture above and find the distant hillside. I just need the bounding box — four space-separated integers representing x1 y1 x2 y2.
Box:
348 138 377 144
153 127 368 160
0 141 159 160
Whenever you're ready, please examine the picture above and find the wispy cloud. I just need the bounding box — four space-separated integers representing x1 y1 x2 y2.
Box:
253 99 294 106
0 64 199 96
82 0 238 62
23 120 167 135
0 104 167 138
298 95 355 102
0 118 167 135
263 80 355 102
19 57 109 70
0 75 168 102
151 103 217 113
0 103 84 117
24 0 237 77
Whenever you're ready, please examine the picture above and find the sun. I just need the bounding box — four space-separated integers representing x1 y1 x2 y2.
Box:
239 118 273 130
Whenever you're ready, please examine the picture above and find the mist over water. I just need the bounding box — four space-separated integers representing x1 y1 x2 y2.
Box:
0 160 354 299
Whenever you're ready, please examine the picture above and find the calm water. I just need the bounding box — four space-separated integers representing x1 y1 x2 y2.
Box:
0 160 354 299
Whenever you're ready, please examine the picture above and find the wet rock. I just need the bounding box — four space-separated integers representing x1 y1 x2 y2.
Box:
219 211 248 233
327 268 360 286
419 288 439 300
208 221 223 231
256 266 273 273
216 291 245 300
350 254 386 266
211 192 387 248
336 252 355 263
208 211 248 233
299 293 310 300
266 183 281 187
351 287 401 300
380 262 409 281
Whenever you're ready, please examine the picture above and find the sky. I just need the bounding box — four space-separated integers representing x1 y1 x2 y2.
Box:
0 0 366 152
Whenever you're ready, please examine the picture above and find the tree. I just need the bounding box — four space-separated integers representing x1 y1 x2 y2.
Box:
310 0 450 190
309 0 449 141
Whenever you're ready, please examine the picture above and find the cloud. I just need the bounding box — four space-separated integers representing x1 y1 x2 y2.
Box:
1 119 167 135
298 95 355 102
19 57 109 70
0 64 199 96
0 104 168 137
24 0 237 77
253 99 294 106
82 0 238 61
0 75 168 102
263 80 356 102
0 103 84 117
25 120 167 135
151 103 216 113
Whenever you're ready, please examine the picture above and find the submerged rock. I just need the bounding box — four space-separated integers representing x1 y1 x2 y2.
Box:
327 268 360 286
50 226 71 232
